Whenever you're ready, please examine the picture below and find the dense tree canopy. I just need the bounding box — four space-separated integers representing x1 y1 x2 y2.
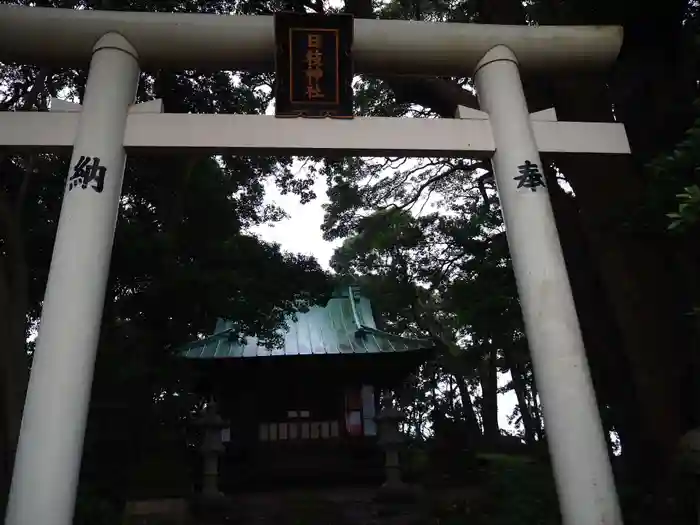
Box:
1 0 699 524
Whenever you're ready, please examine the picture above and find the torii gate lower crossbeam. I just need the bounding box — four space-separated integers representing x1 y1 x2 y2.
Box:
0 110 629 157
2 11 628 525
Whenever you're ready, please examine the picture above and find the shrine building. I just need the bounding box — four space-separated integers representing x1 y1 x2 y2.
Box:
179 286 435 492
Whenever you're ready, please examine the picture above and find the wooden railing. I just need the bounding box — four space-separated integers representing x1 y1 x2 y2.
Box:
258 421 340 441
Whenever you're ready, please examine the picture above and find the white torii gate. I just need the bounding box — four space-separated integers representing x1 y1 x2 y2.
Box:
0 6 629 525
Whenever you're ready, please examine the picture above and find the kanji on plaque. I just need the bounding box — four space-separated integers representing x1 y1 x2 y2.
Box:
305 33 325 100
514 160 546 192
68 156 107 193
274 12 354 118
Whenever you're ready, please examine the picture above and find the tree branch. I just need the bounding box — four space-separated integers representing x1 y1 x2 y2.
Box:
16 156 36 217
344 0 479 117
380 76 479 117
22 69 48 111
476 169 494 205
345 0 552 116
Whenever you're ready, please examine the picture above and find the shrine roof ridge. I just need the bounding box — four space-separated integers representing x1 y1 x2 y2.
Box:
179 289 435 359
0 5 622 75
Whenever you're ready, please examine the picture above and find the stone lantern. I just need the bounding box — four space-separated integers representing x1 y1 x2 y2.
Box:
195 400 228 499
375 394 407 493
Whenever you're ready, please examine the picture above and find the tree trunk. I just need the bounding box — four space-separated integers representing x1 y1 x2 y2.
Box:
0 259 27 515
529 381 544 442
0 184 31 515
503 347 537 444
545 165 646 469
453 373 481 442
547 13 699 518
552 81 694 483
478 345 499 442
0 71 49 512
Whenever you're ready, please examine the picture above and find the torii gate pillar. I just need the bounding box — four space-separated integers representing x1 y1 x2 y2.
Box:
474 45 623 525
5 33 139 525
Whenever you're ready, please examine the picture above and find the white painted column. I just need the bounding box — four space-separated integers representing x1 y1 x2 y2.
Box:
474 45 623 525
5 33 139 525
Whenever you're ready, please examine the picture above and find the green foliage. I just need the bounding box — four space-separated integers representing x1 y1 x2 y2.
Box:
73 489 121 525
426 455 561 525
648 99 700 232
322 144 540 440
667 185 700 231
353 77 412 117
646 98 700 324
474 457 559 525
425 455 559 525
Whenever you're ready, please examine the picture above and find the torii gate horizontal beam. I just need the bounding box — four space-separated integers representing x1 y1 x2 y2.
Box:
0 5 622 75
0 111 630 157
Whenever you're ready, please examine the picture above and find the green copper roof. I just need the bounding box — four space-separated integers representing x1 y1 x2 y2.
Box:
179 289 434 359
